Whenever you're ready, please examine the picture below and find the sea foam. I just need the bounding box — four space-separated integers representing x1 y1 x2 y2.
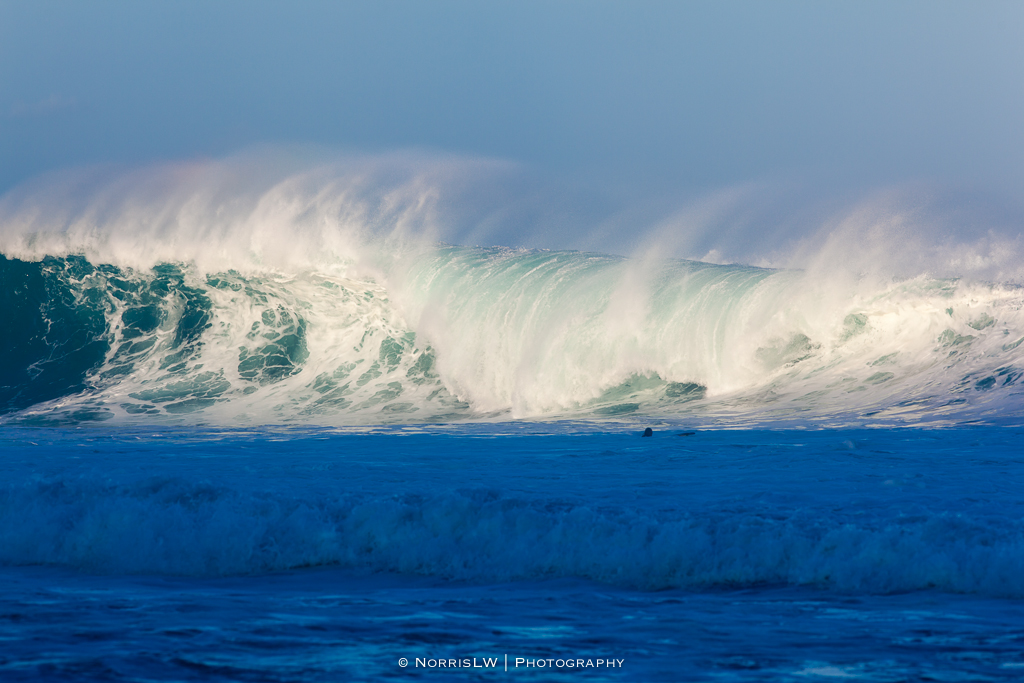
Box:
2 157 1023 426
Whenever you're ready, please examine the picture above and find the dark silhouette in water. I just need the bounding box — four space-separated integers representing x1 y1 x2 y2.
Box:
642 428 653 437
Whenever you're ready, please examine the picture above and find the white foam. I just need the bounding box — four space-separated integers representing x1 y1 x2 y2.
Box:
3 156 1024 425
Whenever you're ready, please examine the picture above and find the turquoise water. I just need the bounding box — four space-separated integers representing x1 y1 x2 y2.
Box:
3 249 1022 428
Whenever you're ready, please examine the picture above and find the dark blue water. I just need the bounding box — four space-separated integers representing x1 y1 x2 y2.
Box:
2 425 1023 681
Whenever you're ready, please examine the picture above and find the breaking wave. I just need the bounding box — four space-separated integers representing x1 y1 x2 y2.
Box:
2 158 1023 427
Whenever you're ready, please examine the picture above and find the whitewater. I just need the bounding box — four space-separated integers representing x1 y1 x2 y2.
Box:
3 245 1023 427
2 159 1023 681
2 169 1023 428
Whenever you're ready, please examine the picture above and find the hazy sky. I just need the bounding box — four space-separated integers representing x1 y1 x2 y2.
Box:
2 1 1023 203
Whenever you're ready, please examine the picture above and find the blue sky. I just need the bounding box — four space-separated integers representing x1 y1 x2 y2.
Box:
2 1 1023 212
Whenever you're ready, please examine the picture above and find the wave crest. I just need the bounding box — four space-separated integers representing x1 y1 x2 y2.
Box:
1 247 1023 426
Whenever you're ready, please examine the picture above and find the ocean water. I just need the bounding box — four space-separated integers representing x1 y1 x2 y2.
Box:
2 171 1024 681
2 426 1024 681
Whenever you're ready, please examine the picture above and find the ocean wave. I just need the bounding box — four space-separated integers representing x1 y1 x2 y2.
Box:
2 474 1022 597
1 248 1022 426
2 158 1023 426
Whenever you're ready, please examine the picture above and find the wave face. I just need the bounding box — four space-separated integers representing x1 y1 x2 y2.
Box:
0 252 466 424
1 246 1023 426
1 158 1022 426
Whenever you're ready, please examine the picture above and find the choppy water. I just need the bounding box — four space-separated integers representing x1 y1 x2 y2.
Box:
2 426 1023 681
